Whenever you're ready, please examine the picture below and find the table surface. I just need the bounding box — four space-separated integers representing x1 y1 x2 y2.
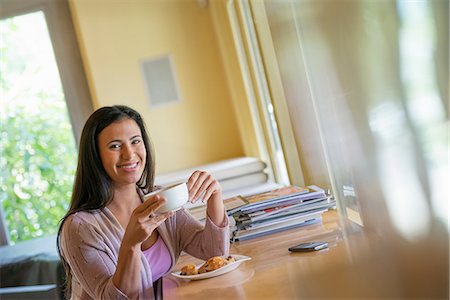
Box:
163 208 449 299
163 210 345 299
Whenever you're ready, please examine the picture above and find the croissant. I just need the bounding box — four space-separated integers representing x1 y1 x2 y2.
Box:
198 256 228 274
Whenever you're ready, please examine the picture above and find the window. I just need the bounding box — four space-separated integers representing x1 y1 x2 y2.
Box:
237 0 448 240
226 0 299 187
0 0 93 245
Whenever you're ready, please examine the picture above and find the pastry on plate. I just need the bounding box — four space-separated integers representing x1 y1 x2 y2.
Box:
198 256 228 274
180 264 198 276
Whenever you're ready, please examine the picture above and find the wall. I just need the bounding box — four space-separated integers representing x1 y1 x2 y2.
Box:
68 0 246 173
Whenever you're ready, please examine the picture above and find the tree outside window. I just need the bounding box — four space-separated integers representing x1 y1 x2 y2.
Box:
0 12 77 244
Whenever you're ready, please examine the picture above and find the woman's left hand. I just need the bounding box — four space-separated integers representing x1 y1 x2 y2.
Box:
186 171 226 226
186 170 222 204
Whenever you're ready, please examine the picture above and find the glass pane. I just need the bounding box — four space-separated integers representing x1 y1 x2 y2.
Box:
263 0 448 239
0 11 77 244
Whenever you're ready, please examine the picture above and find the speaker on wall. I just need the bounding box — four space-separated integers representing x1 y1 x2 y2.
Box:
140 54 181 107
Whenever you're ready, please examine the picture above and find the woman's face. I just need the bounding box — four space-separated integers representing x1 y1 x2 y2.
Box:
98 118 147 188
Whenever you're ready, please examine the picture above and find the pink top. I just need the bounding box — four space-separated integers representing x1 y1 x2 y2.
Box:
142 235 172 282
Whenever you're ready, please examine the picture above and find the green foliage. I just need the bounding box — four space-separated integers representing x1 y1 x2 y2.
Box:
0 12 78 244
0 103 77 244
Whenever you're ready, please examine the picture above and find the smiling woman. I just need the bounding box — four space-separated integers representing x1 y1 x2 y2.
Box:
57 105 230 300
98 119 147 187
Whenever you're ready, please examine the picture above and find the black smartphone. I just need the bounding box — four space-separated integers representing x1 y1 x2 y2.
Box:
288 241 328 252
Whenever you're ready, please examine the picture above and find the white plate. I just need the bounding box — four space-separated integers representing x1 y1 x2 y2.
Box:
171 254 251 280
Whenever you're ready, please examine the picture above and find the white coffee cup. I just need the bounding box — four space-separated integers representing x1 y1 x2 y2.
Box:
144 182 189 214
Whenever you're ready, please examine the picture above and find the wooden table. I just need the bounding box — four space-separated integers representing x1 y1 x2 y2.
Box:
163 209 449 299
163 210 345 299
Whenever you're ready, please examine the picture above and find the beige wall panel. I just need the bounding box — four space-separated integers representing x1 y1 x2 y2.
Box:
69 0 244 173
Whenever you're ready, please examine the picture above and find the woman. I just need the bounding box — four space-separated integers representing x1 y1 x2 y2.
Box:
57 105 229 299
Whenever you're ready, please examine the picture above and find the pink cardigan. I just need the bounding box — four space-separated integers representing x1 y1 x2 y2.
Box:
60 207 229 299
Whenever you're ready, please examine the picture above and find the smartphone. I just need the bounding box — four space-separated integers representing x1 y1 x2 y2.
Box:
288 241 328 252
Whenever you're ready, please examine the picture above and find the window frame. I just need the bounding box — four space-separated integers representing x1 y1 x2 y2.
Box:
0 0 93 246
226 0 304 187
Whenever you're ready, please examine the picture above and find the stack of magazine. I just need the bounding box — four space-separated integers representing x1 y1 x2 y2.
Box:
227 185 336 242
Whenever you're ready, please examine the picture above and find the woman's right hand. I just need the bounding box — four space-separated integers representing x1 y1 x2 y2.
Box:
113 195 173 297
121 195 173 249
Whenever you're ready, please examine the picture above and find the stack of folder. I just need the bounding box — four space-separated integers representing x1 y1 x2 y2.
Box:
227 185 336 242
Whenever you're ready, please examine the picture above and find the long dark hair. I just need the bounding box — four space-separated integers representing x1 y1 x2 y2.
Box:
56 105 155 297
